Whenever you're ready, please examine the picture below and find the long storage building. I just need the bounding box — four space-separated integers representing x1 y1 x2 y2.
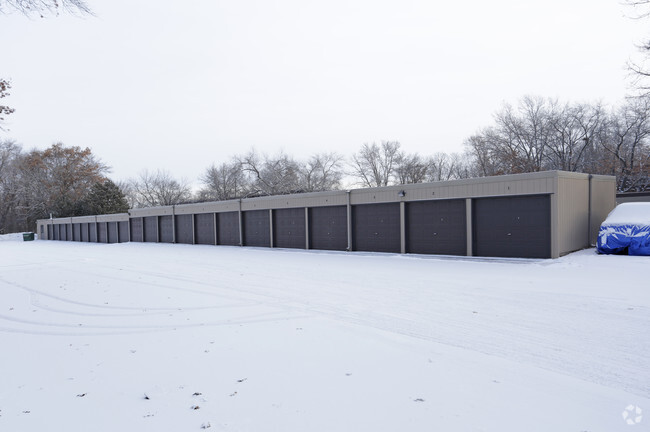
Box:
36 170 616 259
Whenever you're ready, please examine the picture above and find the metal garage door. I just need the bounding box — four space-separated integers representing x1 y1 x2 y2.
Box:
89 223 97 242
473 195 551 258
159 216 173 243
98 223 107 243
47 225 53 240
195 213 215 245
130 218 143 242
243 210 270 247
107 222 118 243
406 199 466 256
273 208 305 249
217 212 240 246
352 203 400 253
66 224 72 241
118 221 129 243
144 216 158 242
175 214 193 244
73 223 81 241
53 225 59 240
308 206 348 251
81 223 89 242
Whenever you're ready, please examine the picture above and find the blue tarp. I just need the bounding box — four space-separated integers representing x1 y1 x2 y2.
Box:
597 224 650 255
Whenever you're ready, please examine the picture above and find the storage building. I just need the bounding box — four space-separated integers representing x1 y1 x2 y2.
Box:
36 171 616 259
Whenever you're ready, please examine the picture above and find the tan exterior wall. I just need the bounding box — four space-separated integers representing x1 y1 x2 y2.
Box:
555 173 617 255
129 206 175 217
590 176 617 244
96 213 129 223
348 171 557 205
557 174 589 256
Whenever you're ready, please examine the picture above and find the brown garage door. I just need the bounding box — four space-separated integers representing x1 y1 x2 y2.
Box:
352 203 400 253
243 210 270 247
159 216 173 243
273 208 305 249
309 206 348 251
217 212 240 246
107 222 119 243
130 218 143 242
175 214 193 244
406 199 466 256
144 217 158 242
473 195 551 258
195 213 216 245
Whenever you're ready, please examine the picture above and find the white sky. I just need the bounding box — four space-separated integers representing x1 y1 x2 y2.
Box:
1 0 648 187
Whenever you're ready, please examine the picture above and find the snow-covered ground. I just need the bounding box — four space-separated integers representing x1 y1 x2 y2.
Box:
0 236 648 431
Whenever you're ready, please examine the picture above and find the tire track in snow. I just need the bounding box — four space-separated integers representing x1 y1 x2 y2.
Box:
35 251 650 398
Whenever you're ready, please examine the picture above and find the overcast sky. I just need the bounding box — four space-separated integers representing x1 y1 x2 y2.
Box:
1 0 647 187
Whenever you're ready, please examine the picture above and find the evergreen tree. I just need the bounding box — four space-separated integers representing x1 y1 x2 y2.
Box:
84 179 130 215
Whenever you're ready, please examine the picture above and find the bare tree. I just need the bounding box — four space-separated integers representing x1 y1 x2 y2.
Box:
299 152 344 192
624 0 650 95
601 98 650 191
426 152 457 181
114 180 137 209
350 141 402 187
0 79 15 132
464 129 511 177
544 102 606 172
448 152 475 180
198 150 343 200
465 97 587 175
0 140 22 233
393 152 430 184
199 161 249 201
496 96 551 173
128 169 192 207
0 0 92 16
238 150 301 196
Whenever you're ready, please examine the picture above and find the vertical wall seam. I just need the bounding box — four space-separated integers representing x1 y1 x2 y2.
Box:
305 207 310 250
400 201 406 254
346 191 352 251
465 198 473 257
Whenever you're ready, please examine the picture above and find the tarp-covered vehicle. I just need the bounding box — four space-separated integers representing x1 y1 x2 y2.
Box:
597 202 650 255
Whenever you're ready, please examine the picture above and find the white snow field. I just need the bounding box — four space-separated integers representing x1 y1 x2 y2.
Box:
0 236 648 432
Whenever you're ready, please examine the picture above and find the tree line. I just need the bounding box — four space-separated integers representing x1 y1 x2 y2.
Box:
192 96 650 200
121 145 468 210
465 96 650 192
